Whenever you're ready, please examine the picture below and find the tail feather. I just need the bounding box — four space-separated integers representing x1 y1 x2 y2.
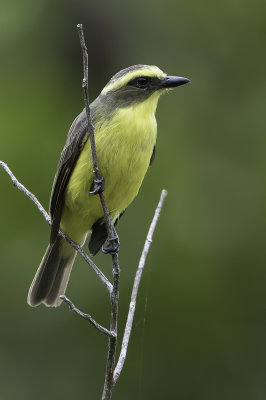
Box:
27 236 76 307
44 251 77 307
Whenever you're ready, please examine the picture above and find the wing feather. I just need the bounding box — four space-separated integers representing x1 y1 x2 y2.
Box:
49 109 88 243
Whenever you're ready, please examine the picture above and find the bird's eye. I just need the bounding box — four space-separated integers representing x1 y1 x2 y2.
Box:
136 77 149 88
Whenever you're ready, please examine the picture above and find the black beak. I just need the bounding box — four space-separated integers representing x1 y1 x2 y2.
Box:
160 76 190 88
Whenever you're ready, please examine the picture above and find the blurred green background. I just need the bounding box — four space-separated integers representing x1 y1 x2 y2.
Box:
0 0 265 399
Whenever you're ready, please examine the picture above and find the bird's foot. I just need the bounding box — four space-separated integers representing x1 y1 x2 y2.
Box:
102 234 120 255
89 177 105 195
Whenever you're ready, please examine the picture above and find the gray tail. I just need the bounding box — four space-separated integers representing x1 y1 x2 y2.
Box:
27 236 76 307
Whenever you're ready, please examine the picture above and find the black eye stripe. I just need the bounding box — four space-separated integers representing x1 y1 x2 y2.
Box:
127 76 152 89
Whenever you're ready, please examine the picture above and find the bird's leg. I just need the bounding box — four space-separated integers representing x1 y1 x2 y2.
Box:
89 175 120 254
89 176 105 195
102 226 120 255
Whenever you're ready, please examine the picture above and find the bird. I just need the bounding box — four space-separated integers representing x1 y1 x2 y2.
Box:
27 64 189 307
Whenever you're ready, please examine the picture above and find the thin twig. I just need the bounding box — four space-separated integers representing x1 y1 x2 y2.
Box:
77 25 99 182
77 24 114 242
0 160 112 294
113 189 168 382
60 295 116 338
76 24 120 400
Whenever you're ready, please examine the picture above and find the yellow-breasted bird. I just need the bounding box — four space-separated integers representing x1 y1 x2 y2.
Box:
27 64 189 307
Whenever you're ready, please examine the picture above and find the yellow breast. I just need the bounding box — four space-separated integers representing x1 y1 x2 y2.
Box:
62 92 159 242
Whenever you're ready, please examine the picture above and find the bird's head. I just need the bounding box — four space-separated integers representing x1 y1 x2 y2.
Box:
99 64 190 111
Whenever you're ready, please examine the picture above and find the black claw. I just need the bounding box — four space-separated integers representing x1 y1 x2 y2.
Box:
89 177 105 195
102 236 120 255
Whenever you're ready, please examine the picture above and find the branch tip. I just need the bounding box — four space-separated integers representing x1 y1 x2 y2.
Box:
60 295 115 338
113 188 168 383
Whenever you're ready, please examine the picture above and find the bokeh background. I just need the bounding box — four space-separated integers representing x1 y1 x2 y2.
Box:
0 0 265 399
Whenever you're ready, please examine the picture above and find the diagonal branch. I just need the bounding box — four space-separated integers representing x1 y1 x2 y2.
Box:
0 160 51 224
0 160 112 294
113 189 168 383
60 295 116 338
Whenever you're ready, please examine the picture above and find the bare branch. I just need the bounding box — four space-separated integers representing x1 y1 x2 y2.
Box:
76 24 115 245
60 295 116 338
77 24 100 180
0 160 112 294
113 189 168 382
76 24 120 400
